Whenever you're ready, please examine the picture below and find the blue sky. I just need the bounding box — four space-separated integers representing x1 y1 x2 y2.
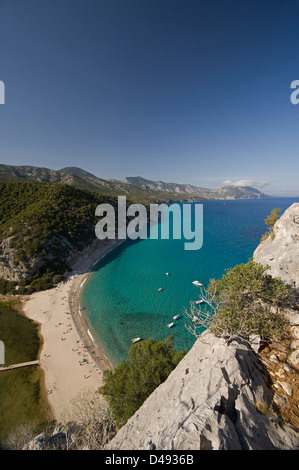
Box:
0 0 299 195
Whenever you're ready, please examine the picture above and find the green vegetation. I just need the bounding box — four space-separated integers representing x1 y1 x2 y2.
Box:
0 181 111 294
0 300 52 443
184 207 291 343
0 180 162 294
261 208 281 242
209 259 290 340
100 336 186 427
185 259 291 343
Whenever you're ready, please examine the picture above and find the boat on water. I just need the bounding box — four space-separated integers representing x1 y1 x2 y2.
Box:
78 307 86 310
194 300 204 304
131 337 141 343
158 287 164 291
173 314 180 320
192 280 203 286
167 322 175 328
166 272 170 275
192 316 199 323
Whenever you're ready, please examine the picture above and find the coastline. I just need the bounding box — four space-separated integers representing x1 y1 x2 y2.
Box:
22 239 123 421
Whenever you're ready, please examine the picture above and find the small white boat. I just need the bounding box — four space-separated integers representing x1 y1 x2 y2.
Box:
192 316 199 323
131 337 141 343
79 307 85 310
167 322 175 328
194 300 204 304
173 314 180 320
166 272 170 275
192 280 203 286
158 287 164 291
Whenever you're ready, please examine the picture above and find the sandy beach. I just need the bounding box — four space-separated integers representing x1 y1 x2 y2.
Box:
22 239 123 422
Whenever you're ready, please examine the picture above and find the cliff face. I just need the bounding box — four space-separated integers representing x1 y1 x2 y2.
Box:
254 203 299 289
107 332 299 450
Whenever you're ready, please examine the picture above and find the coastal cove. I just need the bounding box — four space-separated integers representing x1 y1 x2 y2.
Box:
81 197 299 367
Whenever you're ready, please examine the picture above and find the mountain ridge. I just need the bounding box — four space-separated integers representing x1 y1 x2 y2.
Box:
0 164 269 201
122 175 268 199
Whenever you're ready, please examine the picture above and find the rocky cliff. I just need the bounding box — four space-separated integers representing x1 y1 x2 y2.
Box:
254 203 299 289
106 331 298 450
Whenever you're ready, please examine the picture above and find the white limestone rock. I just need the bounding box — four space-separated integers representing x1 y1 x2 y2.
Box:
107 332 299 450
254 203 299 289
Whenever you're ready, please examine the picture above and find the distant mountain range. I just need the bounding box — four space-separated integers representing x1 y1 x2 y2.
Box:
121 176 268 200
0 164 269 202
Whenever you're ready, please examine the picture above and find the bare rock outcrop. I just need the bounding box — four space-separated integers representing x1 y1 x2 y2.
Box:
254 203 299 289
107 331 299 450
0 236 46 281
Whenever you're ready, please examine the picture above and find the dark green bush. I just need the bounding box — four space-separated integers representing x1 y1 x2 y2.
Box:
100 336 186 426
209 259 291 341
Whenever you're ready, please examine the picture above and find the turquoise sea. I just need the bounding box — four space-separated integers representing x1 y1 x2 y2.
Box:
81 197 299 367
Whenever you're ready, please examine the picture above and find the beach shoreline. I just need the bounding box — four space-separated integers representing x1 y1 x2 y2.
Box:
22 239 124 421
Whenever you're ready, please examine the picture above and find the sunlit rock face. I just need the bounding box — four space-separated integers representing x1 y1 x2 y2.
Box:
254 203 299 289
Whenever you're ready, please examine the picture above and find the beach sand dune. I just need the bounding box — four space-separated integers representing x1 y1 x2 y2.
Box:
23 239 120 421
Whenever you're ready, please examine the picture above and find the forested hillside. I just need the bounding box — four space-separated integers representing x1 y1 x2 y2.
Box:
0 181 112 294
